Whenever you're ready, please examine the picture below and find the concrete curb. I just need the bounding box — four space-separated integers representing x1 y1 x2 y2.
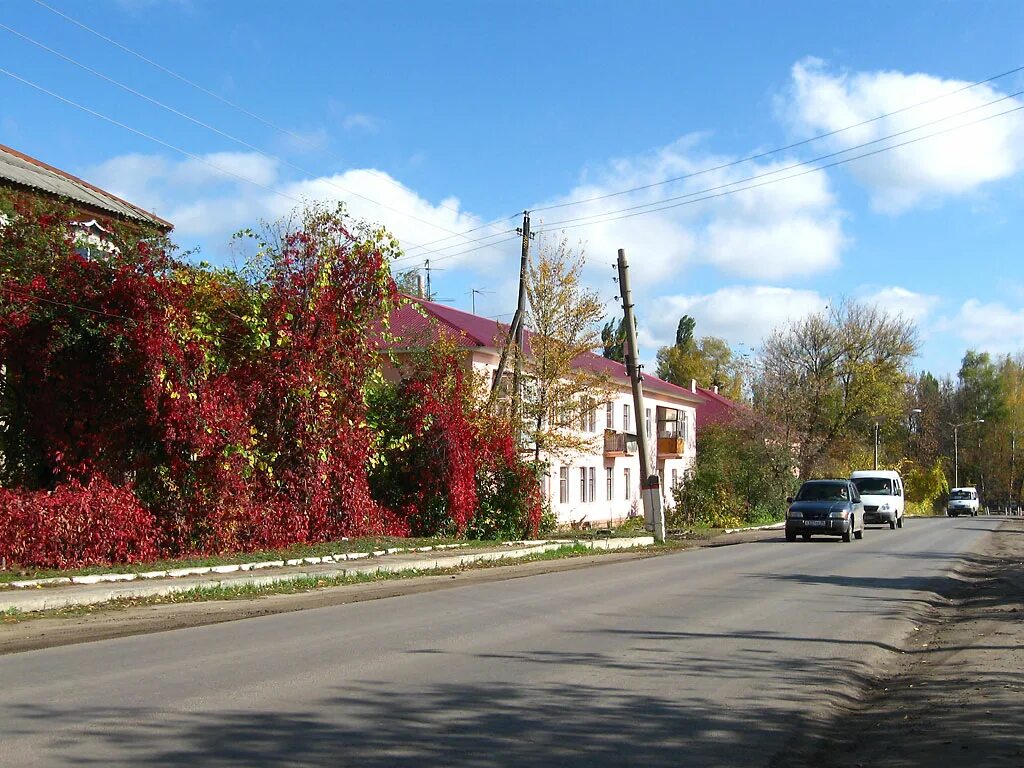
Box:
722 522 786 534
2 543 481 590
0 536 655 614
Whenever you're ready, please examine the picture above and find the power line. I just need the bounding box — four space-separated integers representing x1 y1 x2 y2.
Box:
0 23 512 253
395 234 521 267
28 0 473 221
0 67 310 209
532 63 1024 214
535 101 1024 234
392 228 518 263
536 87 1022 229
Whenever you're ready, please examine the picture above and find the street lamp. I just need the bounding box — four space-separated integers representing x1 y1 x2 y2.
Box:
873 409 923 470
951 419 985 488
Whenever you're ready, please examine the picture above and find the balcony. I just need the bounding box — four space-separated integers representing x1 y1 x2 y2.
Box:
603 429 638 457
657 435 686 458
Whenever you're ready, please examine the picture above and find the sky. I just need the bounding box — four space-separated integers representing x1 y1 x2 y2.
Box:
2 0 1023 377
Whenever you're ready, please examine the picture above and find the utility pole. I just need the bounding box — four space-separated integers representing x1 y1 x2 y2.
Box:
424 259 433 301
873 422 880 470
616 248 665 543
489 212 532 414
511 212 532 419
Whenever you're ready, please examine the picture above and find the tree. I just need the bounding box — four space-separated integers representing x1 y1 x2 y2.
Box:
955 351 1006 497
675 315 696 349
655 316 743 399
522 236 611 461
393 268 424 297
601 317 627 362
752 299 918 478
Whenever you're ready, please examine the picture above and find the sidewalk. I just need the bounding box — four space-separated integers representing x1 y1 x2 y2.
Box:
0 536 654 614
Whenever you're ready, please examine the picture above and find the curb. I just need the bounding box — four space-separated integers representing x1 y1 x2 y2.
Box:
0 536 655 614
722 522 786 534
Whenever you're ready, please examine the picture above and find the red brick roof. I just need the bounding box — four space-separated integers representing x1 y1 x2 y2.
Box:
389 296 703 404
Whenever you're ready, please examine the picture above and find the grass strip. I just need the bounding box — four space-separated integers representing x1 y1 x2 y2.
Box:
0 541 682 624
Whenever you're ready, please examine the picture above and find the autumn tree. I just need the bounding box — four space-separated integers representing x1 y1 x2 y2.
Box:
751 299 918 478
656 315 744 399
521 236 611 461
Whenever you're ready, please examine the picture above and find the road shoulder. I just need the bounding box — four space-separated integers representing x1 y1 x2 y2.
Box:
784 518 1024 767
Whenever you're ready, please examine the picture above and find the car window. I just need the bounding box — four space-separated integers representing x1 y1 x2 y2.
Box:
796 482 849 502
851 485 861 503
852 477 893 495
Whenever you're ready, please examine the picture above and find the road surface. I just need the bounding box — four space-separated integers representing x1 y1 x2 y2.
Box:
0 517 1001 767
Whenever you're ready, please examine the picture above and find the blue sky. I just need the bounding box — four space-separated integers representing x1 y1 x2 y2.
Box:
2 0 1024 377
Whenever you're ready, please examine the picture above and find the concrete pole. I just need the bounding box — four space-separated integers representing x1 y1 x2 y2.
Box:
873 422 879 470
954 425 959 489
616 248 665 543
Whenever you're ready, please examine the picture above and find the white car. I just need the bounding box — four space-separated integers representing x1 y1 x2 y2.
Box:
850 470 905 530
947 487 980 517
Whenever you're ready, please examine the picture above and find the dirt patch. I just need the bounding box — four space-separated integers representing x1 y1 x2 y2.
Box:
782 518 1024 767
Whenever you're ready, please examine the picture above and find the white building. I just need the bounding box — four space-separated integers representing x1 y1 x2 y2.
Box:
388 298 703 527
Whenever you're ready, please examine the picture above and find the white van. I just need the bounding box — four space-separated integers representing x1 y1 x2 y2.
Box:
850 470 905 529
947 487 980 517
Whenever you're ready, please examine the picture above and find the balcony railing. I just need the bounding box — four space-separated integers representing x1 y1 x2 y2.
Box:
603 429 638 457
657 435 686 458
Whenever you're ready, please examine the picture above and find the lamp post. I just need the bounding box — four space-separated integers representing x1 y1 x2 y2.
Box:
952 419 985 488
873 409 923 470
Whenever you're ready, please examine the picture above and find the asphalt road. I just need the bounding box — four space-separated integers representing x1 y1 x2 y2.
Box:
0 517 1002 767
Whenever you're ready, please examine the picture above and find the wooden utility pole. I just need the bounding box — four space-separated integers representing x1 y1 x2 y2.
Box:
616 248 665 542
424 259 433 301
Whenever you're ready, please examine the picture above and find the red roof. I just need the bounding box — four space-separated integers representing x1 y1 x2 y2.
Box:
389 296 703 404
694 385 745 428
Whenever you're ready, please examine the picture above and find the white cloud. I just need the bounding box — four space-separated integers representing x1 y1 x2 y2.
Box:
535 135 846 284
946 299 1024 354
342 113 380 132
84 152 520 279
860 286 939 323
784 58 1024 213
648 286 828 350
169 152 280 188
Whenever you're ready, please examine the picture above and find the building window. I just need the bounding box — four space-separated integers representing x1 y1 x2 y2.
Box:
623 404 631 433
588 467 596 503
605 401 614 430
587 406 597 433
624 467 632 500
606 467 614 501
645 408 652 439
671 468 678 490
682 412 690 443
580 468 587 502
559 466 568 504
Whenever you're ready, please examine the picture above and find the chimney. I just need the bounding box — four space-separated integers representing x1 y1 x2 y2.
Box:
690 379 697 393
713 385 719 395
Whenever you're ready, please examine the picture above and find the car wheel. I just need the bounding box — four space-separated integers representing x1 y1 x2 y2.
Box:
889 518 896 530
842 522 853 542
855 526 864 540
786 531 796 542
897 515 904 529
802 533 811 541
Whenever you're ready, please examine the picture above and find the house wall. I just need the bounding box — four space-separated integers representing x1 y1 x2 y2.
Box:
385 344 699 528
468 349 697 527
